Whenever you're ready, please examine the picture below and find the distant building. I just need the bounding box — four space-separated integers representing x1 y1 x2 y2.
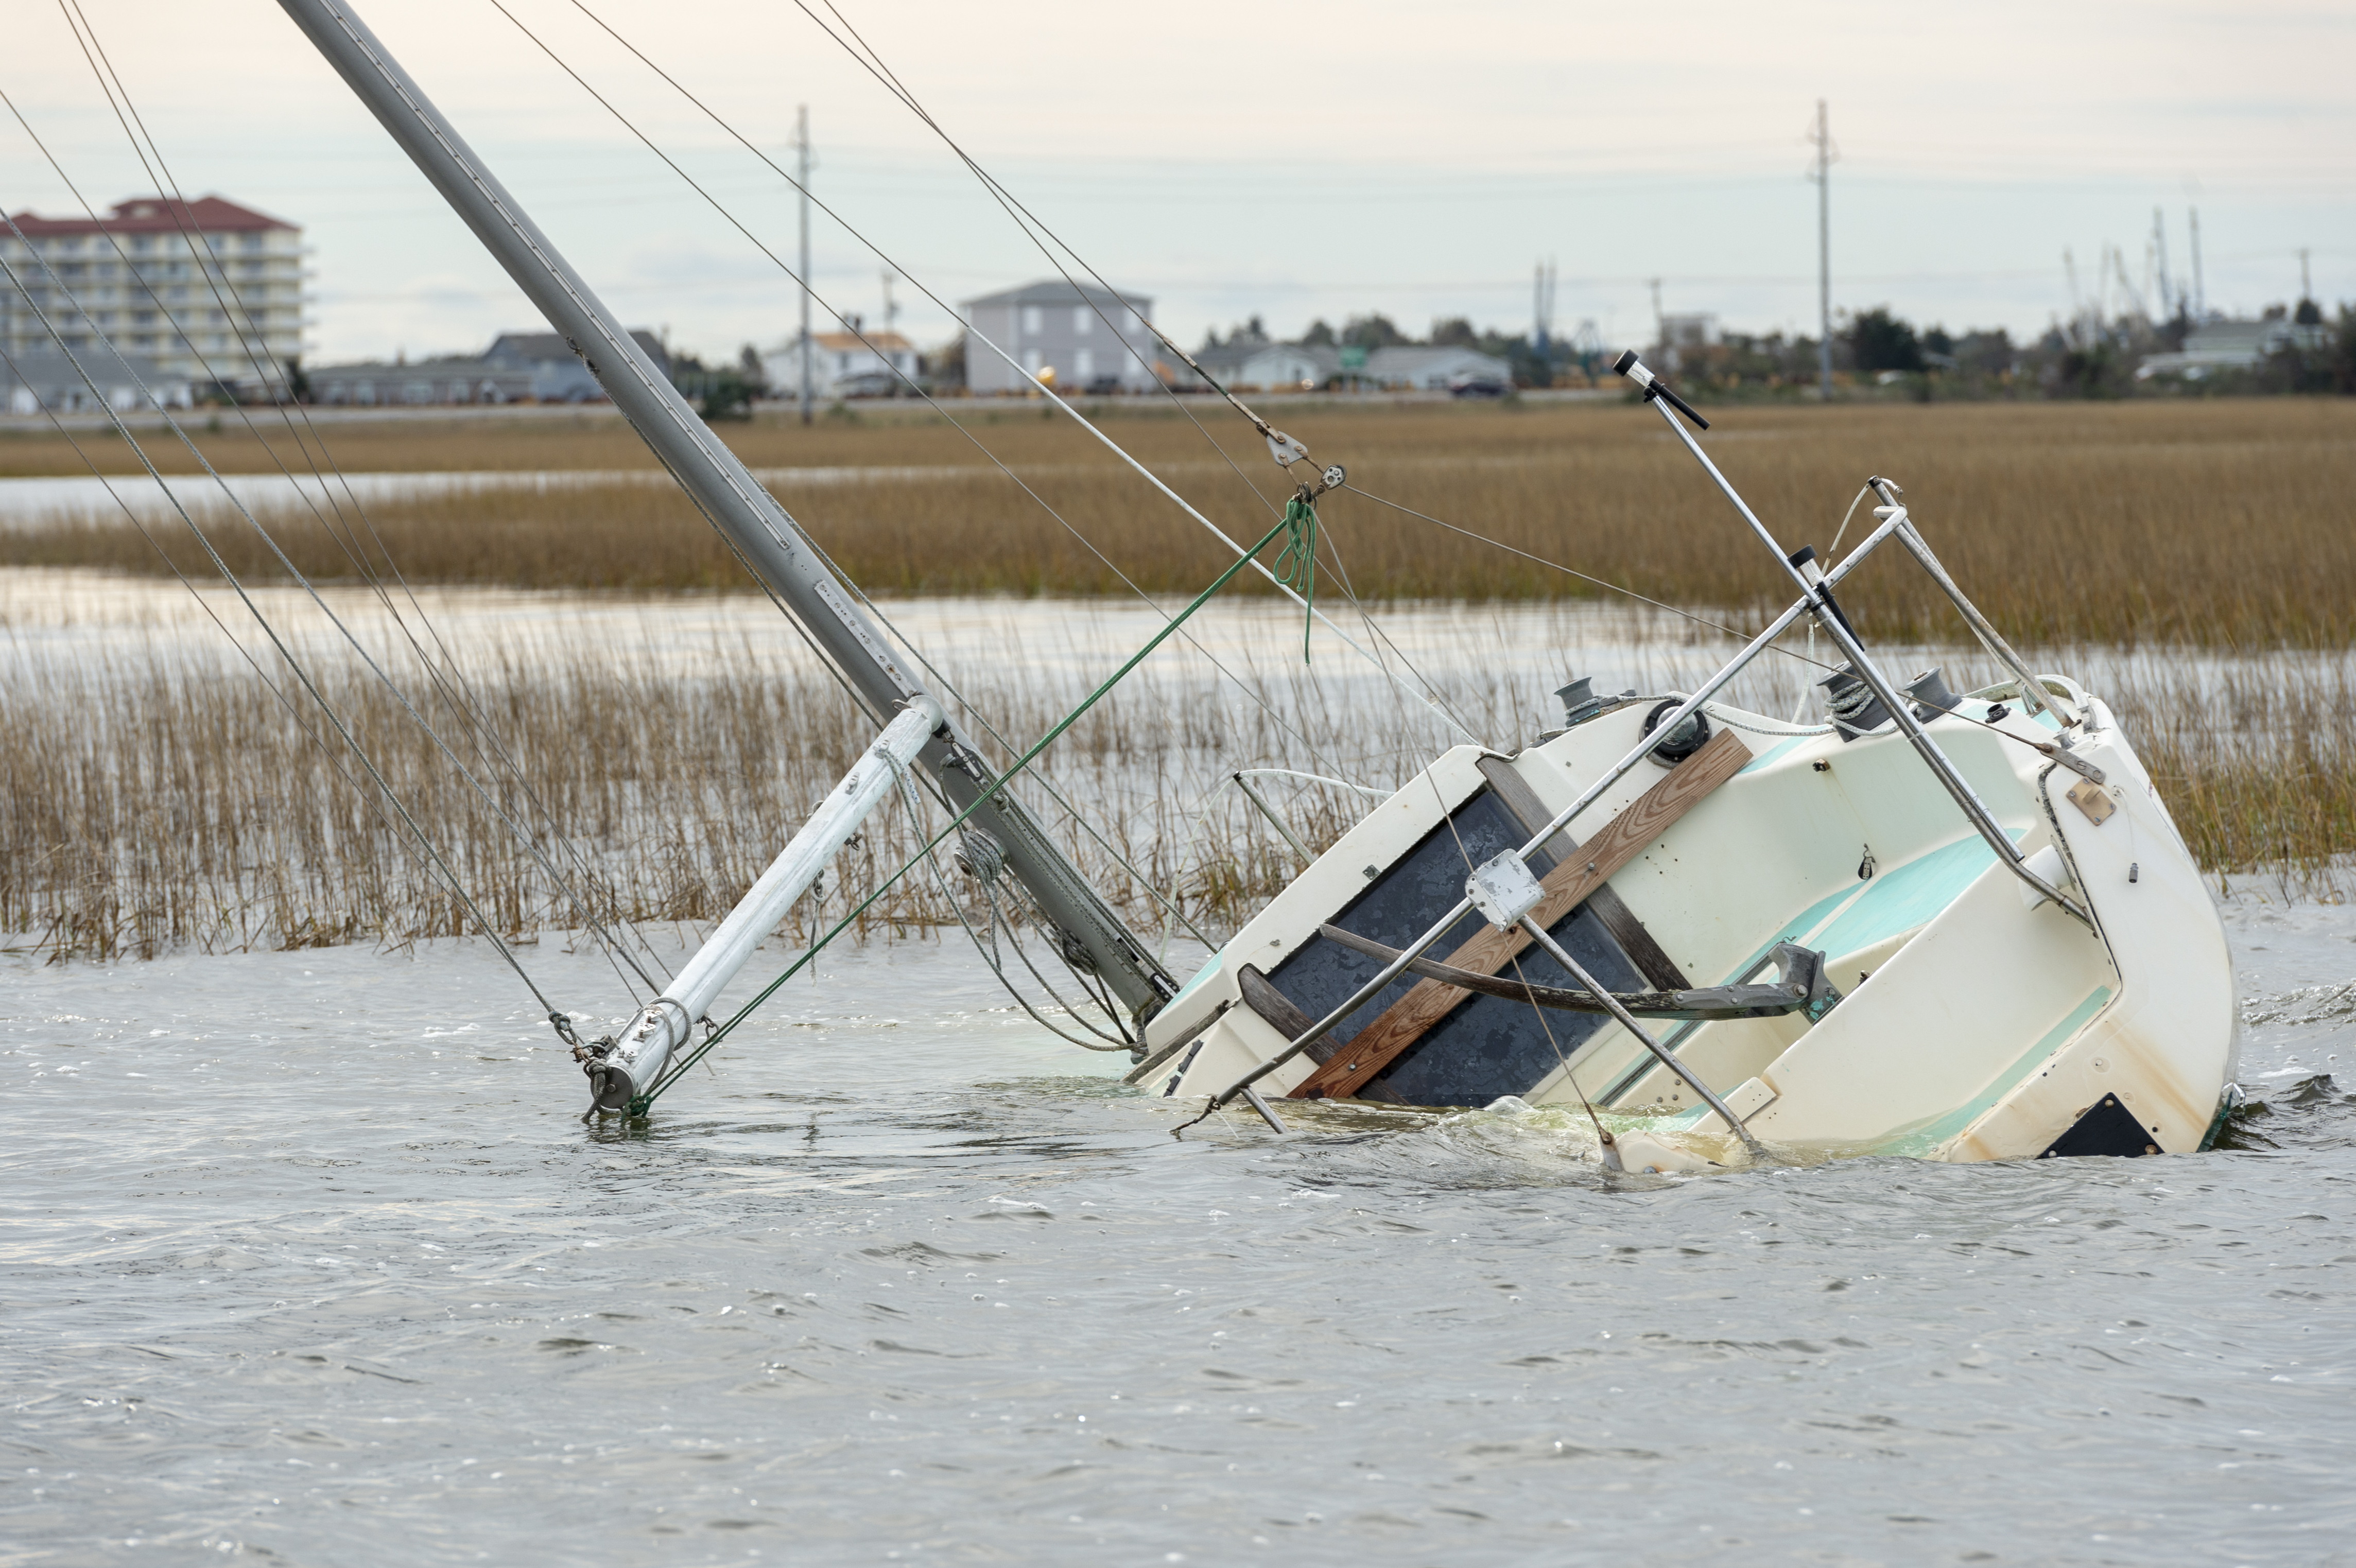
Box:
960 280 1158 394
1361 344 1512 391
2135 317 2333 380
1 343 193 414
1656 311 1718 372
482 330 672 400
761 327 919 399
1190 338 1339 392
1177 339 1512 393
0 196 304 398
306 328 670 406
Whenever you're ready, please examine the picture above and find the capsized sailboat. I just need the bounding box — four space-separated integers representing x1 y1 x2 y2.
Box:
281 0 2238 1165
1141 370 2239 1166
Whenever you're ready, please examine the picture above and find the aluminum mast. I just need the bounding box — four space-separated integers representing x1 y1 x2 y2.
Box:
276 0 1175 1020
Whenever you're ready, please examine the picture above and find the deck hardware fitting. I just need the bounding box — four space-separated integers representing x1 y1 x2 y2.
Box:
1466 850 1548 931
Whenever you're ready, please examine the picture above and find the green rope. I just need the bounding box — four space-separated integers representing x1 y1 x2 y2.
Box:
635 506 1311 1111
1272 495 1318 663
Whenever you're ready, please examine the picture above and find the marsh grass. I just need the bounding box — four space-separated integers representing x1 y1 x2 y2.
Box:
6 599 2351 971
8 398 2355 646
0 632 1389 968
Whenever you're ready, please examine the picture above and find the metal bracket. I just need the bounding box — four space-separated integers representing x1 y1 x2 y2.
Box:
1266 429 1309 468
1466 849 1547 930
2039 741 2107 786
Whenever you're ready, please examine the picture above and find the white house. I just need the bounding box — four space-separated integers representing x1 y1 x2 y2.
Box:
1363 345 1512 391
959 281 1157 394
1190 339 1339 391
763 328 919 398
2135 317 2332 381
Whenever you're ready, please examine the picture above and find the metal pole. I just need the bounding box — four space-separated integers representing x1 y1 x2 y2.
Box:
1518 916 1766 1159
1878 484 2081 727
2190 207 2205 320
1815 99 1832 402
1627 374 2087 920
278 0 1175 1019
1233 771 1311 867
797 103 812 427
585 697 943 1110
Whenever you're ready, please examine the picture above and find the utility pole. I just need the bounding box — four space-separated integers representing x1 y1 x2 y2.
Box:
2189 206 2205 321
2153 207 2173 320
1648 276 1663 351
881 268 898 336
2300 246 2313 305
796 103 812 426
1808 99 1833 402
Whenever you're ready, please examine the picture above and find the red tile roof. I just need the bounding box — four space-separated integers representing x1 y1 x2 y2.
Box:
5 196 294 236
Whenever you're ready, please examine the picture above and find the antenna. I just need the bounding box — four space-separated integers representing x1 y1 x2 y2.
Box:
1570 318 1603 375
881 267 898 340
1532 257 1555 361
1806 99 1834 402
796 103 812 426
2153 207 2173 321
2189 206 2205 320
2300 246 2313 306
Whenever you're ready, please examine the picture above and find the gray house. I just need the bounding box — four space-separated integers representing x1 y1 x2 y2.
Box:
2 343 192 413
306 329 672 407
960 281 1157 394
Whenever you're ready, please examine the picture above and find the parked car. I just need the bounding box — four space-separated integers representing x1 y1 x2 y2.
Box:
1448 374 1510 398
836 369 906 399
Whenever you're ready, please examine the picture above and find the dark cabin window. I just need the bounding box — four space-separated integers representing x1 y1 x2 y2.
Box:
1264 789 1642 1106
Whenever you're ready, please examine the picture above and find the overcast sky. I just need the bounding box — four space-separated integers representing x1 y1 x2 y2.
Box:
7 0 2350 364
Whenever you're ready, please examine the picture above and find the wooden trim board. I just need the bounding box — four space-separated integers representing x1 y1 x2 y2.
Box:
1290 727 1752 1100
1475 754 1692 991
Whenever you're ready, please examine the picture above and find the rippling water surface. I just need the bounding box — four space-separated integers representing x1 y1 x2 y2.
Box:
6 898 2354 1567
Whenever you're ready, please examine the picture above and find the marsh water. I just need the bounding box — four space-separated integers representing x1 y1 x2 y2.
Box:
4 894 2354 1567
7 576 2356 1564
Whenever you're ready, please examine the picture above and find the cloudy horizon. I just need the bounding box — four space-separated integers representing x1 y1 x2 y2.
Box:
7 0 2348 367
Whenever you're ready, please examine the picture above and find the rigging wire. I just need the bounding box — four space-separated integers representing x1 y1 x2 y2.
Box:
885 760 1133 1052
489 0 1488 1018
0 243 567 1022
53 0 672 993
792 0 1314 515
497 0 1400 798
777 0 1488 750
18 24 672 1002
506 0 1483 751
0 340 462 944
4 196 637 1010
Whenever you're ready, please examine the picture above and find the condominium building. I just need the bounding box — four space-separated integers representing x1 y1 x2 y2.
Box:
0 196 304 398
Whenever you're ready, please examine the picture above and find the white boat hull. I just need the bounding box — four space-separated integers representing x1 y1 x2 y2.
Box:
1132 676 2238 1166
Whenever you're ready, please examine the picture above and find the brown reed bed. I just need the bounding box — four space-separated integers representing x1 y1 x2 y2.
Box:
5 598 2350 971
0 632 1374 968
6 398 2354 646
